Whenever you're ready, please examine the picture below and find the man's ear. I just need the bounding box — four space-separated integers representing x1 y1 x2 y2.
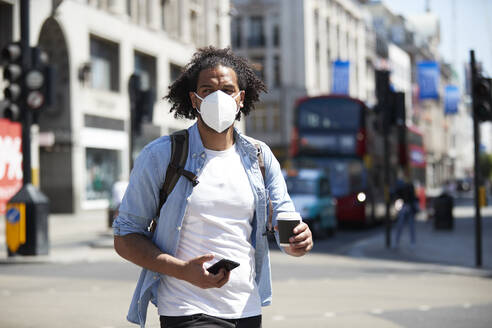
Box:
239 90 245 108
189 92 197 109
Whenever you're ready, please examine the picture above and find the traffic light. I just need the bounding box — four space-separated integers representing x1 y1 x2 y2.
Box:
25 46 54 113
474 73 492 122
2 42 23 121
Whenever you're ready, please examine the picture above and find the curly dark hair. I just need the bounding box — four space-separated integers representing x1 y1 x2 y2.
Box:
164 46 267 120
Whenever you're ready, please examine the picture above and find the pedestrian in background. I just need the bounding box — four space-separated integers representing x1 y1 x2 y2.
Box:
113 47 313 328
393 171 418 248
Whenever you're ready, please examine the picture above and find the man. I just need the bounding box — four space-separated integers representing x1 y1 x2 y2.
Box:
113 47 313 328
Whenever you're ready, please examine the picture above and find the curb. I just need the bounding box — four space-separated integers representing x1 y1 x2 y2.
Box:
348 234 492 278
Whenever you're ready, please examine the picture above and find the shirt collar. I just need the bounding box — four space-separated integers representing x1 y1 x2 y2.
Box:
187 122 258 163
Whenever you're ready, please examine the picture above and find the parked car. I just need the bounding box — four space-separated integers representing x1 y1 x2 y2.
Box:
284 168 336 237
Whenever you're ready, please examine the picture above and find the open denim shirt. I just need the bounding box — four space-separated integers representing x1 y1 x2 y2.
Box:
113 123 295 327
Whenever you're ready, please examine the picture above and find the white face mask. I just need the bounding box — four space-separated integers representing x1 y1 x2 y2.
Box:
194 90 241 133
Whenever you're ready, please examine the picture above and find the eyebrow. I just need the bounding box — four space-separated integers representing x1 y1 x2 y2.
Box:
197 83 236 89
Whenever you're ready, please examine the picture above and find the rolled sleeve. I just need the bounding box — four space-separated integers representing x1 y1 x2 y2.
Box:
112 145 166 237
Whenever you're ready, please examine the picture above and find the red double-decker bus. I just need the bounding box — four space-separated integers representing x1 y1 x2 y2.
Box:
289 95 398 226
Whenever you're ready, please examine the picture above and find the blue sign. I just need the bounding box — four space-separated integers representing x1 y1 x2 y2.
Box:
332 60 350 95
444 85 460 115
417 61 440 100
6 207 20 224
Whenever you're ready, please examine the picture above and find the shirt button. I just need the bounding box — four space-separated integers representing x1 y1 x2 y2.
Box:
177 226 182 231
187 197 191 202
196 168 201 173
201 154 205 158
192 153 197 158
153 276 158 280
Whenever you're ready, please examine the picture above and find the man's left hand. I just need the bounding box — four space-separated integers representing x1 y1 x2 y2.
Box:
282 222 313 257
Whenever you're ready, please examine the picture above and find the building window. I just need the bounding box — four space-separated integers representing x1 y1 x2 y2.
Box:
161 0 179 36
134 51 157 97
190 10 199 45
216 24 221 46
271 105 280 131
273 55 281 87
248 16 265 47
90 35 120 92
231 17 242 48
126 0 132 16
170 63 182 82
248 104 267 133
272 14 280 47
85 148 121 201
250 56 265 81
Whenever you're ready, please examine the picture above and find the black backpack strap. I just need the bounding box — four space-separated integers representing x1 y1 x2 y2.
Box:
148 129 198 233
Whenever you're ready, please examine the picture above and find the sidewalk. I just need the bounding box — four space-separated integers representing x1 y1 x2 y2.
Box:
348 205 492 275
0 210 116 264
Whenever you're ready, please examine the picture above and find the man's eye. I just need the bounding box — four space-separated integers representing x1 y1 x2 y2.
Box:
223 90 234 95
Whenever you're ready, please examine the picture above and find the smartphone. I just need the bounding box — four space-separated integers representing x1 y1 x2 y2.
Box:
206 258 240 275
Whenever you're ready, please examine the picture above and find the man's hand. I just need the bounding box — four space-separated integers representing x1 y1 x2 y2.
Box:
278 222 313 257
180 254 231 289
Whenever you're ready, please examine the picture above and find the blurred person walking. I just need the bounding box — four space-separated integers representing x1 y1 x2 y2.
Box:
393 172 418 248
112 47 313 328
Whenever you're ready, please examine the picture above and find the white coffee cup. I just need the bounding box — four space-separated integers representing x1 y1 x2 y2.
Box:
277 212 302 247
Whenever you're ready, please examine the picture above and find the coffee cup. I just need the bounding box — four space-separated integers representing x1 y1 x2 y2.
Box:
277 212 302 247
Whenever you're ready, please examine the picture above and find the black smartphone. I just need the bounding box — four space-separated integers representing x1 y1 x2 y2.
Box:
207 259 240 275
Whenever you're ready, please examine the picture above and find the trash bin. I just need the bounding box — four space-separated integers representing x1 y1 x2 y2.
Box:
433 193 454 230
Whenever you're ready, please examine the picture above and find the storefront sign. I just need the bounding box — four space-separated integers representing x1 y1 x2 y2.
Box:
0 119 23 215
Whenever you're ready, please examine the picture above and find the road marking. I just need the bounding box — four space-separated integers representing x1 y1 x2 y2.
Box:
324 312 336 317
463 303 472 309
272 315 285 321
48 288 56 294
370 309 384 314
387 274 396 280
1 290 11 296
418 305 431 311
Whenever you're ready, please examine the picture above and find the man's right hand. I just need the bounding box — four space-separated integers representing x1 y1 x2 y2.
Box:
180 254 231 289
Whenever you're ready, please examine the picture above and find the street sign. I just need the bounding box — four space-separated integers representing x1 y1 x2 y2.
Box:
6 203 26 253
26 90 44 109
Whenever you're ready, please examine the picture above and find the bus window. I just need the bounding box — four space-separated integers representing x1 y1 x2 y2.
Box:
297 98 362 131
286 177 317 195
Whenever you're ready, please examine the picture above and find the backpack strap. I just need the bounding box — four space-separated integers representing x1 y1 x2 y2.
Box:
148 129 198 233
253 143 274 236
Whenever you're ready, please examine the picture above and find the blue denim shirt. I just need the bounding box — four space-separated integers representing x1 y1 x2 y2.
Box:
113 123 295 327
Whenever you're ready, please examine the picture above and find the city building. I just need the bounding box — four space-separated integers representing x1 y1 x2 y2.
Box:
0 0 233 214
363 1 463 190
231 0 372 163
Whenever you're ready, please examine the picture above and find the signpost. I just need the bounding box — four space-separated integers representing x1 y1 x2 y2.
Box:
2 0 50 256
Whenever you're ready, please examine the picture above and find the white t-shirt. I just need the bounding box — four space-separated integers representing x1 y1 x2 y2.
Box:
158 144 261 319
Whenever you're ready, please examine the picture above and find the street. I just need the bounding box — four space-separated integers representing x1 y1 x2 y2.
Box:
0 247 491 328
0 196 492 327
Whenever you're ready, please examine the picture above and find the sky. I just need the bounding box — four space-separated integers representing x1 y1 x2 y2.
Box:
383 0 492 88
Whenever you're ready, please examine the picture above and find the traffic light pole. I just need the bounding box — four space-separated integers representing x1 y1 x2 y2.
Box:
20 0 32 185
470 50 483 267
383 111 391 248
5 0 50 257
